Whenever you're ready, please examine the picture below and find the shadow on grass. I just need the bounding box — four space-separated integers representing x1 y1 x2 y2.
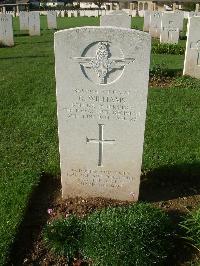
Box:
139 162 200 202
14 33 29 37
0 55 50 60
7 172 61 266
149 67 182 78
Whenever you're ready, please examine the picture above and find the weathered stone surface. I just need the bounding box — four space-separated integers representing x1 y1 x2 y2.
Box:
143 10 150 32
29 11 40 36
0 14 14 47
19 11 29 31
55 27 151 201
174 10 184 31
47 11 57 29
100 13 131 28
183 17 200 78
160 13 179 44
149 11 161 38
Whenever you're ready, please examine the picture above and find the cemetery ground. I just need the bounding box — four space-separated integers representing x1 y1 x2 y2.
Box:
0 15 200 265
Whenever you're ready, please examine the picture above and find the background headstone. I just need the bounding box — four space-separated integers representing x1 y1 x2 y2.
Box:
174 10 184 31
143 10 150 32
55 27 151 201
160 13 179 44
19 12 29 31
100 13 131 28
183 17 200 78
29 11 40 36
47 10 57 29
0 14 14 47
149 11 161 38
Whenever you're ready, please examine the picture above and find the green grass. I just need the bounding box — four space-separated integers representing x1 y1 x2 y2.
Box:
43 203 174 266
0 16 199 265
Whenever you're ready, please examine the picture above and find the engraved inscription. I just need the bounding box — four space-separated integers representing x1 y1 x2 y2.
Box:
86 124 115 167
66 168 134 188
64 88 137 123
72 41 135 85
190 40 200 66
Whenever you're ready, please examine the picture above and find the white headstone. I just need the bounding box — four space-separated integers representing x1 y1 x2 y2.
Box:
143 10 150 32
29 11 40 36
184 11 189 19
160 13 179 44
183 17 200 78
0 14 14 47
149 11 161 38
100 13 131 28
47 11 57 29
174 10 184 31
138 10 144 17
61 10 65 17
55 27 151 201
101 9 106 16
80 10 85 17
19 12 29 31
130 10 137 17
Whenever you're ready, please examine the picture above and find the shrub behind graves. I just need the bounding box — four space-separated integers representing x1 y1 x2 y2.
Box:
152 43 185 55
82 203 174 266
180 208 200 249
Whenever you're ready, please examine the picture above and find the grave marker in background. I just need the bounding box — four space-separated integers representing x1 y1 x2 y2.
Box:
149 11 161 38
29 11 40 36
0 14 14 47
160 13 179 44
143 10 150 32
47 11 57 29
183 17 200 78
55 27 151 201
174 10 184 31
100 13 131 28
19 12 29 31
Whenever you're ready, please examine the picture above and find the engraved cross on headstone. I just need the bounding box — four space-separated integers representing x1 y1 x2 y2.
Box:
86 124 115 167
190 40 200 66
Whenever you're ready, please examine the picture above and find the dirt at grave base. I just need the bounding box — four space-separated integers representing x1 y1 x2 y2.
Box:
13 195 200 266
9 175 200 266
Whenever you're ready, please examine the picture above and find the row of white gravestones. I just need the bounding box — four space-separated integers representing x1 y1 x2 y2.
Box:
0 14 14 47
100 11 131 28
57 9 136 18
183 17 200 79
55 27 151 201
145 10 184 44
20 11 57 32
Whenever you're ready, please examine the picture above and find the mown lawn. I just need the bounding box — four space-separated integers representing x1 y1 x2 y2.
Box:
0 16 200 265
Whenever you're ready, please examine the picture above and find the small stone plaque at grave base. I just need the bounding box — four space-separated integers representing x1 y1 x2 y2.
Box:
183 17 200 78
0 14 14 47
55 27 151 201
100 14 131 28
